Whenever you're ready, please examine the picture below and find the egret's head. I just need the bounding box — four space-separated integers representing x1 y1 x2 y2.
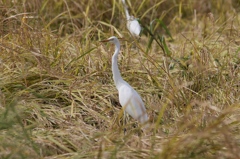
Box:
100 36 120 45
107 36 119 44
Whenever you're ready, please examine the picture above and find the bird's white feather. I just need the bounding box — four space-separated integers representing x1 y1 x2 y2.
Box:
105 36 148 124
121 0 141 37
127 18 141 37
118 84 148 123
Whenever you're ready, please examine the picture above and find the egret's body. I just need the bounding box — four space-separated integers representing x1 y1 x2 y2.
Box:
101 36 148 124
121 0 141 37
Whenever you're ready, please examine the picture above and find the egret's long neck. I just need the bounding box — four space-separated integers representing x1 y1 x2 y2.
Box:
122 0 130 20
124 8 130 20
112 42 124 88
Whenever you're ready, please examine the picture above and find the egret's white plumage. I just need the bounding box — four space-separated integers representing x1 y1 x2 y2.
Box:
121 0 141 37
122 0 130 20
101 36 148 124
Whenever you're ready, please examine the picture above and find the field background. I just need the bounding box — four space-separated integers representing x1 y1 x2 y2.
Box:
0 0 240 158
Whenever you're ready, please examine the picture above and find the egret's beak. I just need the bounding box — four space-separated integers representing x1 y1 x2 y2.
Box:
100 37 124 43
99 39 110 43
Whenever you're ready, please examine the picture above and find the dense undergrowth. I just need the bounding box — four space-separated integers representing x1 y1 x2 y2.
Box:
0 0 240 158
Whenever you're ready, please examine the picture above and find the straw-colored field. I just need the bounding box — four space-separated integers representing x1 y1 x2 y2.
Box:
0 0 240 158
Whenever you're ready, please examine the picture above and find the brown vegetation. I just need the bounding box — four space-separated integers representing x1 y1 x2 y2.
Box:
0 0 240 158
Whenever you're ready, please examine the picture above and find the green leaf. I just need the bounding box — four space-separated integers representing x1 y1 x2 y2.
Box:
155 19 173 40
159 35 171 56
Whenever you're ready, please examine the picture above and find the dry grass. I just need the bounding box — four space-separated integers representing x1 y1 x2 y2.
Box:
0 0 240 158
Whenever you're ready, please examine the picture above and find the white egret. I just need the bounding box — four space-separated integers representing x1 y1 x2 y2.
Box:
101 36 148 125
121 0 141 37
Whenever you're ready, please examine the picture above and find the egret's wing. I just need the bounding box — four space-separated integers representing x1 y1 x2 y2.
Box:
118 84 133 109
128 19 141 37
118 84 148 123
131 90 148 123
